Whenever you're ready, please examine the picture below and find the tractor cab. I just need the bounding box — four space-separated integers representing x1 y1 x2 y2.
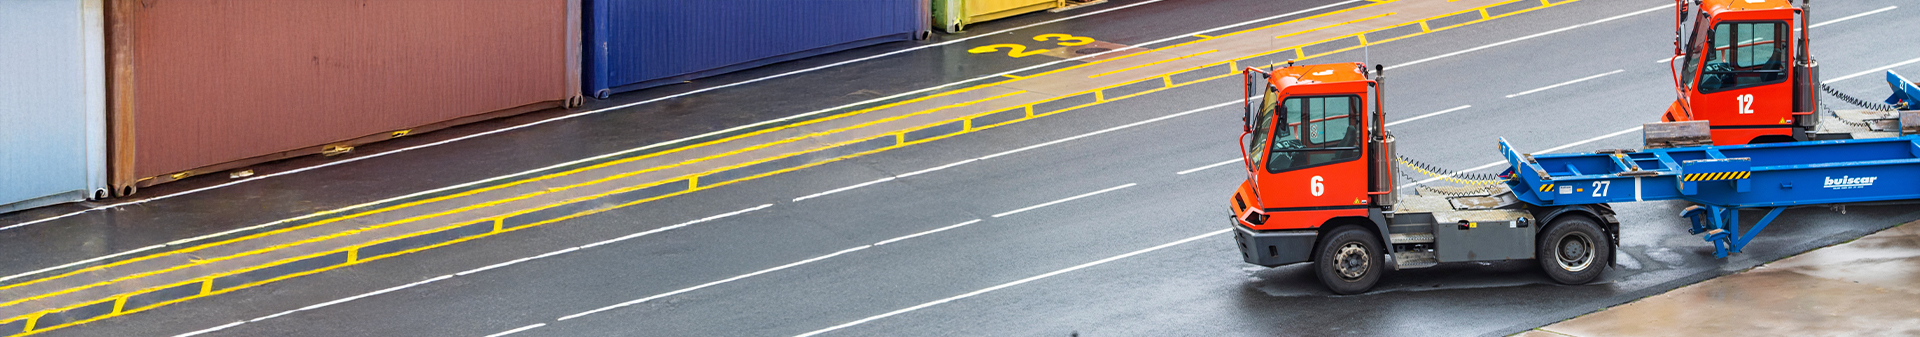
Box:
1230 62 1388 235
1659 0 1820 145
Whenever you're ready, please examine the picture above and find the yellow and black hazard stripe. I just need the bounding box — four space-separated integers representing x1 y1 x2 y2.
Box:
1538 183 1554 192
1683 171 1751 181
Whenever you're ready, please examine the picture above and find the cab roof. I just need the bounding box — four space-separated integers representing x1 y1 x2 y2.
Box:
1702 0 1794 14
1266 62 1369 88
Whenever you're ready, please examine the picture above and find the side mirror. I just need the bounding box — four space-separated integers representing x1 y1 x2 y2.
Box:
1242 69 1257 133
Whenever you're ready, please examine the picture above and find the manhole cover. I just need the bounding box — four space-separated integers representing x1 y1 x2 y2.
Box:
1075 47 1111 54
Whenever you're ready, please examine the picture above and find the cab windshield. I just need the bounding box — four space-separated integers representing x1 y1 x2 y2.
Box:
1265 95 1361 173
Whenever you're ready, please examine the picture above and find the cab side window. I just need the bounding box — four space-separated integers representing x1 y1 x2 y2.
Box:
1698 22 1787 92
1266 96 1361 173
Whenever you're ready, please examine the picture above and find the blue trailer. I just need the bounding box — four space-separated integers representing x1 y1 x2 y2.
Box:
1500 125 1920 258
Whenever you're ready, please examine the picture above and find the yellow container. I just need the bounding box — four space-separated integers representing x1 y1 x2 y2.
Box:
934 0 1065 33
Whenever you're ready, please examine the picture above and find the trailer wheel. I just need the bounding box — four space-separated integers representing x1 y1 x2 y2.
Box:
1537 216 1609 285
1315 225 1383 295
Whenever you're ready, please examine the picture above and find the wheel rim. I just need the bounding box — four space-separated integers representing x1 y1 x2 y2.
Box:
1334 242 1370 280
1556 232 1594 272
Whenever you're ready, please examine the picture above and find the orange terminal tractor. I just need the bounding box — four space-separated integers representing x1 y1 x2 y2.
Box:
1228 62 1620 294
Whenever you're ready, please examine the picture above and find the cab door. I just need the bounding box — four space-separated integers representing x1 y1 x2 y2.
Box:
1251 95 1369 230
1690 20 1794 141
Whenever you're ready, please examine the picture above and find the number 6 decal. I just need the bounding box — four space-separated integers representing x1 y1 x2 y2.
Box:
1311 176 1325 196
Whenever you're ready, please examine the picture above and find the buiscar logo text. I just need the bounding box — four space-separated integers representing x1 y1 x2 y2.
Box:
1824 176 1877 190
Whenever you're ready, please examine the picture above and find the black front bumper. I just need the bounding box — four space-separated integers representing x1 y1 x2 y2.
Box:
1232 218 1317 267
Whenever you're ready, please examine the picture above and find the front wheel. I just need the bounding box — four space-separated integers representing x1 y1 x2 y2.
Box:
1314 225 1383 295
1537 216 1610 284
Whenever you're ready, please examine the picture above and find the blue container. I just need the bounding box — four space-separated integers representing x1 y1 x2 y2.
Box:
1 0 109 214
583 0 923 98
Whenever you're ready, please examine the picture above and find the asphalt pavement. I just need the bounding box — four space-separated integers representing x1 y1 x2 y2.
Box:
41 0 1920 336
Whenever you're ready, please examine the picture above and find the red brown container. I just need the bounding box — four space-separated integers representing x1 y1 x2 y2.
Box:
105 0 582 195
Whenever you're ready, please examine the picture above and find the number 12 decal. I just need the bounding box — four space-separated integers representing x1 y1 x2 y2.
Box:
1736 94 1754 114
1590 181 1610 197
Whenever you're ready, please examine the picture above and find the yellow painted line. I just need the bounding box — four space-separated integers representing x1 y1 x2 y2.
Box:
1192 34 1213 38
1003 74 1024 79
1304 0 1562 60
0 88 1031 323
2 0 1580 334
0 84 1025 309
1090 50 1217 78
1207 1 1389 40
1273 12 1394 39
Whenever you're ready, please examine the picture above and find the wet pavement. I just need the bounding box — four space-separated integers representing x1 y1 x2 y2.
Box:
1524 220 1920 337
4 0 1920 336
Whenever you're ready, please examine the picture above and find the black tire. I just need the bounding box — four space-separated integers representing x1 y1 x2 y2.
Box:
1537 216 1610 285
1314 225 1384 295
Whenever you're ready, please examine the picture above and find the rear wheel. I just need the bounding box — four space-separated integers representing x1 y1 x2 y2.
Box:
1314 225 1383 295
1537 216 1610 284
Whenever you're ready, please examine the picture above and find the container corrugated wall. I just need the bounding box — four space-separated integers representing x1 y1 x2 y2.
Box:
106 0 582 194
934 0 1063 33
1 0 110 213
584 0 923 97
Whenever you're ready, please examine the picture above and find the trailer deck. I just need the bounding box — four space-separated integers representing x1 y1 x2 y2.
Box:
1501 131 1920 257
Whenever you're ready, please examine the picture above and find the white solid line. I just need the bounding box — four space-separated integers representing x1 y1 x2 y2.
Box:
484 323 547 337
1824 56 1920 84
1656 56 1677 64
1397 126 1642 189
874 220 982 246
575 204 773 250
249 274 454 323
1810 6 1896 28
559 245 872 321
1390 4 1672 70
457 247 579 276
1386 105 1471 127
980 99 1243 160
556 217 983 319
793 228 1230 337
791 94 1247 200
1148 1 1364 48
896 159 979 178
991 183 1137 218
1505 69 1623 98
173 321 246 337
461 204 767 276
0 244 163 283
794 177 895 202
1176 158 1242 175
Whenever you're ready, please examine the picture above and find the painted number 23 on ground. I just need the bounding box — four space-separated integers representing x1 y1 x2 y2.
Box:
969 34 1095 58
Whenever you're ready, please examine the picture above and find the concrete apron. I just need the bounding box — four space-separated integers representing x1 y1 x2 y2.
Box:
1521 220 1920 337
0 0 1550 333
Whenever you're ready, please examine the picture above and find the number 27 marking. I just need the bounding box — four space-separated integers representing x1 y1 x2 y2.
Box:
1590 181 1609 197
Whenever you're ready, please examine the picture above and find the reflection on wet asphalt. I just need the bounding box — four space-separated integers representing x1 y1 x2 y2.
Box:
1535 220 1920 337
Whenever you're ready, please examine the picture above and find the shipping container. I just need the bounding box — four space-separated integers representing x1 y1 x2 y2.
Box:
583 0 926 97
105 0 583 195
933 0 1065 33
1 0 110 214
